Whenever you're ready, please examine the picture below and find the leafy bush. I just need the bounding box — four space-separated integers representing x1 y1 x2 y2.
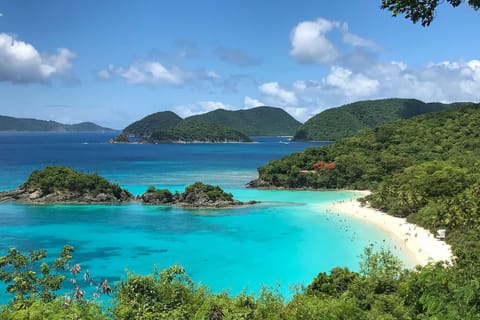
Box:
2 246 480 319
184 182 234 202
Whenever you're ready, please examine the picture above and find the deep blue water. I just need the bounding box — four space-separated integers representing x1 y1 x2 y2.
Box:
0 132 411 303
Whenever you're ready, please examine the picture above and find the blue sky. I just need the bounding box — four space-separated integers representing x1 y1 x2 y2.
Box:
0 0 479 129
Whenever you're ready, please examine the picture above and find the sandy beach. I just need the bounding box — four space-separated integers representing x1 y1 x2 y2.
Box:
327 191 453 266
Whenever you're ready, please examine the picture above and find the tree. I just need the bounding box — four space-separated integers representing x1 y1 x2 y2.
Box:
0 245 74 304
381 0 480 26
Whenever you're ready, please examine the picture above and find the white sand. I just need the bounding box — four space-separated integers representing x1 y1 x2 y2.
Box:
327 191 453 266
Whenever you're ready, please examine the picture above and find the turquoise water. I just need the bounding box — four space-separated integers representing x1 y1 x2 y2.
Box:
0 133 411 302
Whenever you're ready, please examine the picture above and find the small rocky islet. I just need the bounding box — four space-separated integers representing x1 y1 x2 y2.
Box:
0 166 254 208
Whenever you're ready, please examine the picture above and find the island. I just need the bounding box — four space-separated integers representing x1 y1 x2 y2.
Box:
122 111 183 138
0 167 256 208
0 166 133 204
0 115 115 132
139 182 256 208
110 105 303 143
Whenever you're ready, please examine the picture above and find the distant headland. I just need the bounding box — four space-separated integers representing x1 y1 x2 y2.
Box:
0 115 115 132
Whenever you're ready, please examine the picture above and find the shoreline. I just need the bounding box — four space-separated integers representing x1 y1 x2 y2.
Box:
327 191 453 267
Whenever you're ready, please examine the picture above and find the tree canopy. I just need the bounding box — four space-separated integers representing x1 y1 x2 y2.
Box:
254 104 480 255
381 0 480 26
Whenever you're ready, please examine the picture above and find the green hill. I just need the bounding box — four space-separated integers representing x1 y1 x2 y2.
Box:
186 106 302 136
253 103 480 254
122 111 183 137
146 120 251 143
294 98 463 141
0 115 115 132
0 166 132 203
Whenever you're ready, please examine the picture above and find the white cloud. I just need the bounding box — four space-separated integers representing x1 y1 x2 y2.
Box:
294 59 480 118
254 58 480 123
0 33 75 83
259 82 298 105
118 61 184 85
284 106 309 121
96 64 114 80
204 70 221 79
339 22 379 49
98 61 221 87
174 100 234 118
289 18 338 64
289 18 379 65
244 96 265 109
325 66 379 97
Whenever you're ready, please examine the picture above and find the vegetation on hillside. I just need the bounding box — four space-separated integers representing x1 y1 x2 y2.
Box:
293 98 461 141
256 104 480 255
122 111 183 138
0 115 114 132
2 245 480 319
24 166 127 199
186 106 302 136
147 120 252 143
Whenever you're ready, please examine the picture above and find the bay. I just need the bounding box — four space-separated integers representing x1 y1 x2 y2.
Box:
0 132 411 302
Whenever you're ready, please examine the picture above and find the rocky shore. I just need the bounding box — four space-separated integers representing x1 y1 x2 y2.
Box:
138 183 257 208
0 167 256 209
0 186 133 204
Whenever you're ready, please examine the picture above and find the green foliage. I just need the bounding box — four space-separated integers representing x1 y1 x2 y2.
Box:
122 111 183 138
381 0 480 26
148 120 252 143
143 186 174 203
306 267 358 298
110 133 129 143
186 106 302 136
112 265 201 319
111 265 286 319
0 299 104 320
184 181 234 202
2 245 480 319
258 104 480 255
293 98 459 141
0 245 73 304
25 165 126 198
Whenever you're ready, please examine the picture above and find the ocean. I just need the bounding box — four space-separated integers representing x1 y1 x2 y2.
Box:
0 132 411 302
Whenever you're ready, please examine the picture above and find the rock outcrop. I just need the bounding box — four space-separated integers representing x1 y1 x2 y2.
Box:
138 183 257 208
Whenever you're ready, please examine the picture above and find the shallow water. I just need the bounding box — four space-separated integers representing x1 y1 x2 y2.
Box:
0 133 411 302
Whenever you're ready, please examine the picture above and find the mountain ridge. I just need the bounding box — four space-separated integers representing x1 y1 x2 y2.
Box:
0 115 115 132
185 106 302 136
293 98 467 141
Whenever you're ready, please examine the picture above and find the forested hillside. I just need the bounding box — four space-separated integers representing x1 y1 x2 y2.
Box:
255 104 480 254
122 111 183 137
146 120 251 143
186 106 302 136
293 98 462 141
